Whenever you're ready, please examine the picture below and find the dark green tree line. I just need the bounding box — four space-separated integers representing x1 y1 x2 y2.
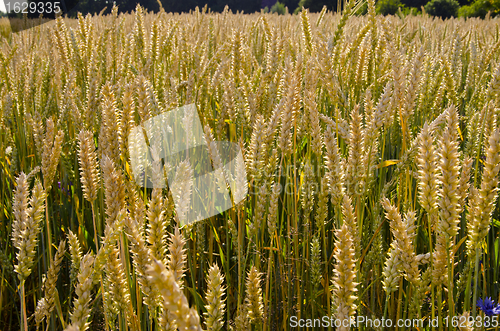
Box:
69 0 261 16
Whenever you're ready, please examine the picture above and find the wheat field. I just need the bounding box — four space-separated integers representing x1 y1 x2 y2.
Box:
0 1 500 330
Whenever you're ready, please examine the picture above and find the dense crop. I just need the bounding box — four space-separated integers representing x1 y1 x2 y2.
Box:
0 2 500 330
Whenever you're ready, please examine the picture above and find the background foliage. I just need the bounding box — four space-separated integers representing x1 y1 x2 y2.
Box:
1 0 500 18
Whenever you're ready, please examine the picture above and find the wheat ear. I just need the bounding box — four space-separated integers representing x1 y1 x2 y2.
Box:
244 266 264 323
204 263 226 331
332 224 358 331
148 259 203 331
35 240 66 326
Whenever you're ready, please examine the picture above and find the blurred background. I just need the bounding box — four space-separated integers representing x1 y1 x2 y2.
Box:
0 0 499 20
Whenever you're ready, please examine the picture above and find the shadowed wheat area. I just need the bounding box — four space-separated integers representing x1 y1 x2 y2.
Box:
0 2 500 330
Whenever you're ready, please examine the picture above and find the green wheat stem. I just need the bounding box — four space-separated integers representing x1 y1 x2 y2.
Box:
473 247 480 318
20 280 27 331
438 287 443 331
446 244 454 331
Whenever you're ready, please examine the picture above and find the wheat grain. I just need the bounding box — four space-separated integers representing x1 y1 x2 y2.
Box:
148 259 203 331
69 254 95 331
167 226 187 286
77 129 100 203
67 230 82 284
244 266 263 323
204 263 226 331
332 224 358 331
35 240 66 326
41 118 64 190
12 176 46 281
